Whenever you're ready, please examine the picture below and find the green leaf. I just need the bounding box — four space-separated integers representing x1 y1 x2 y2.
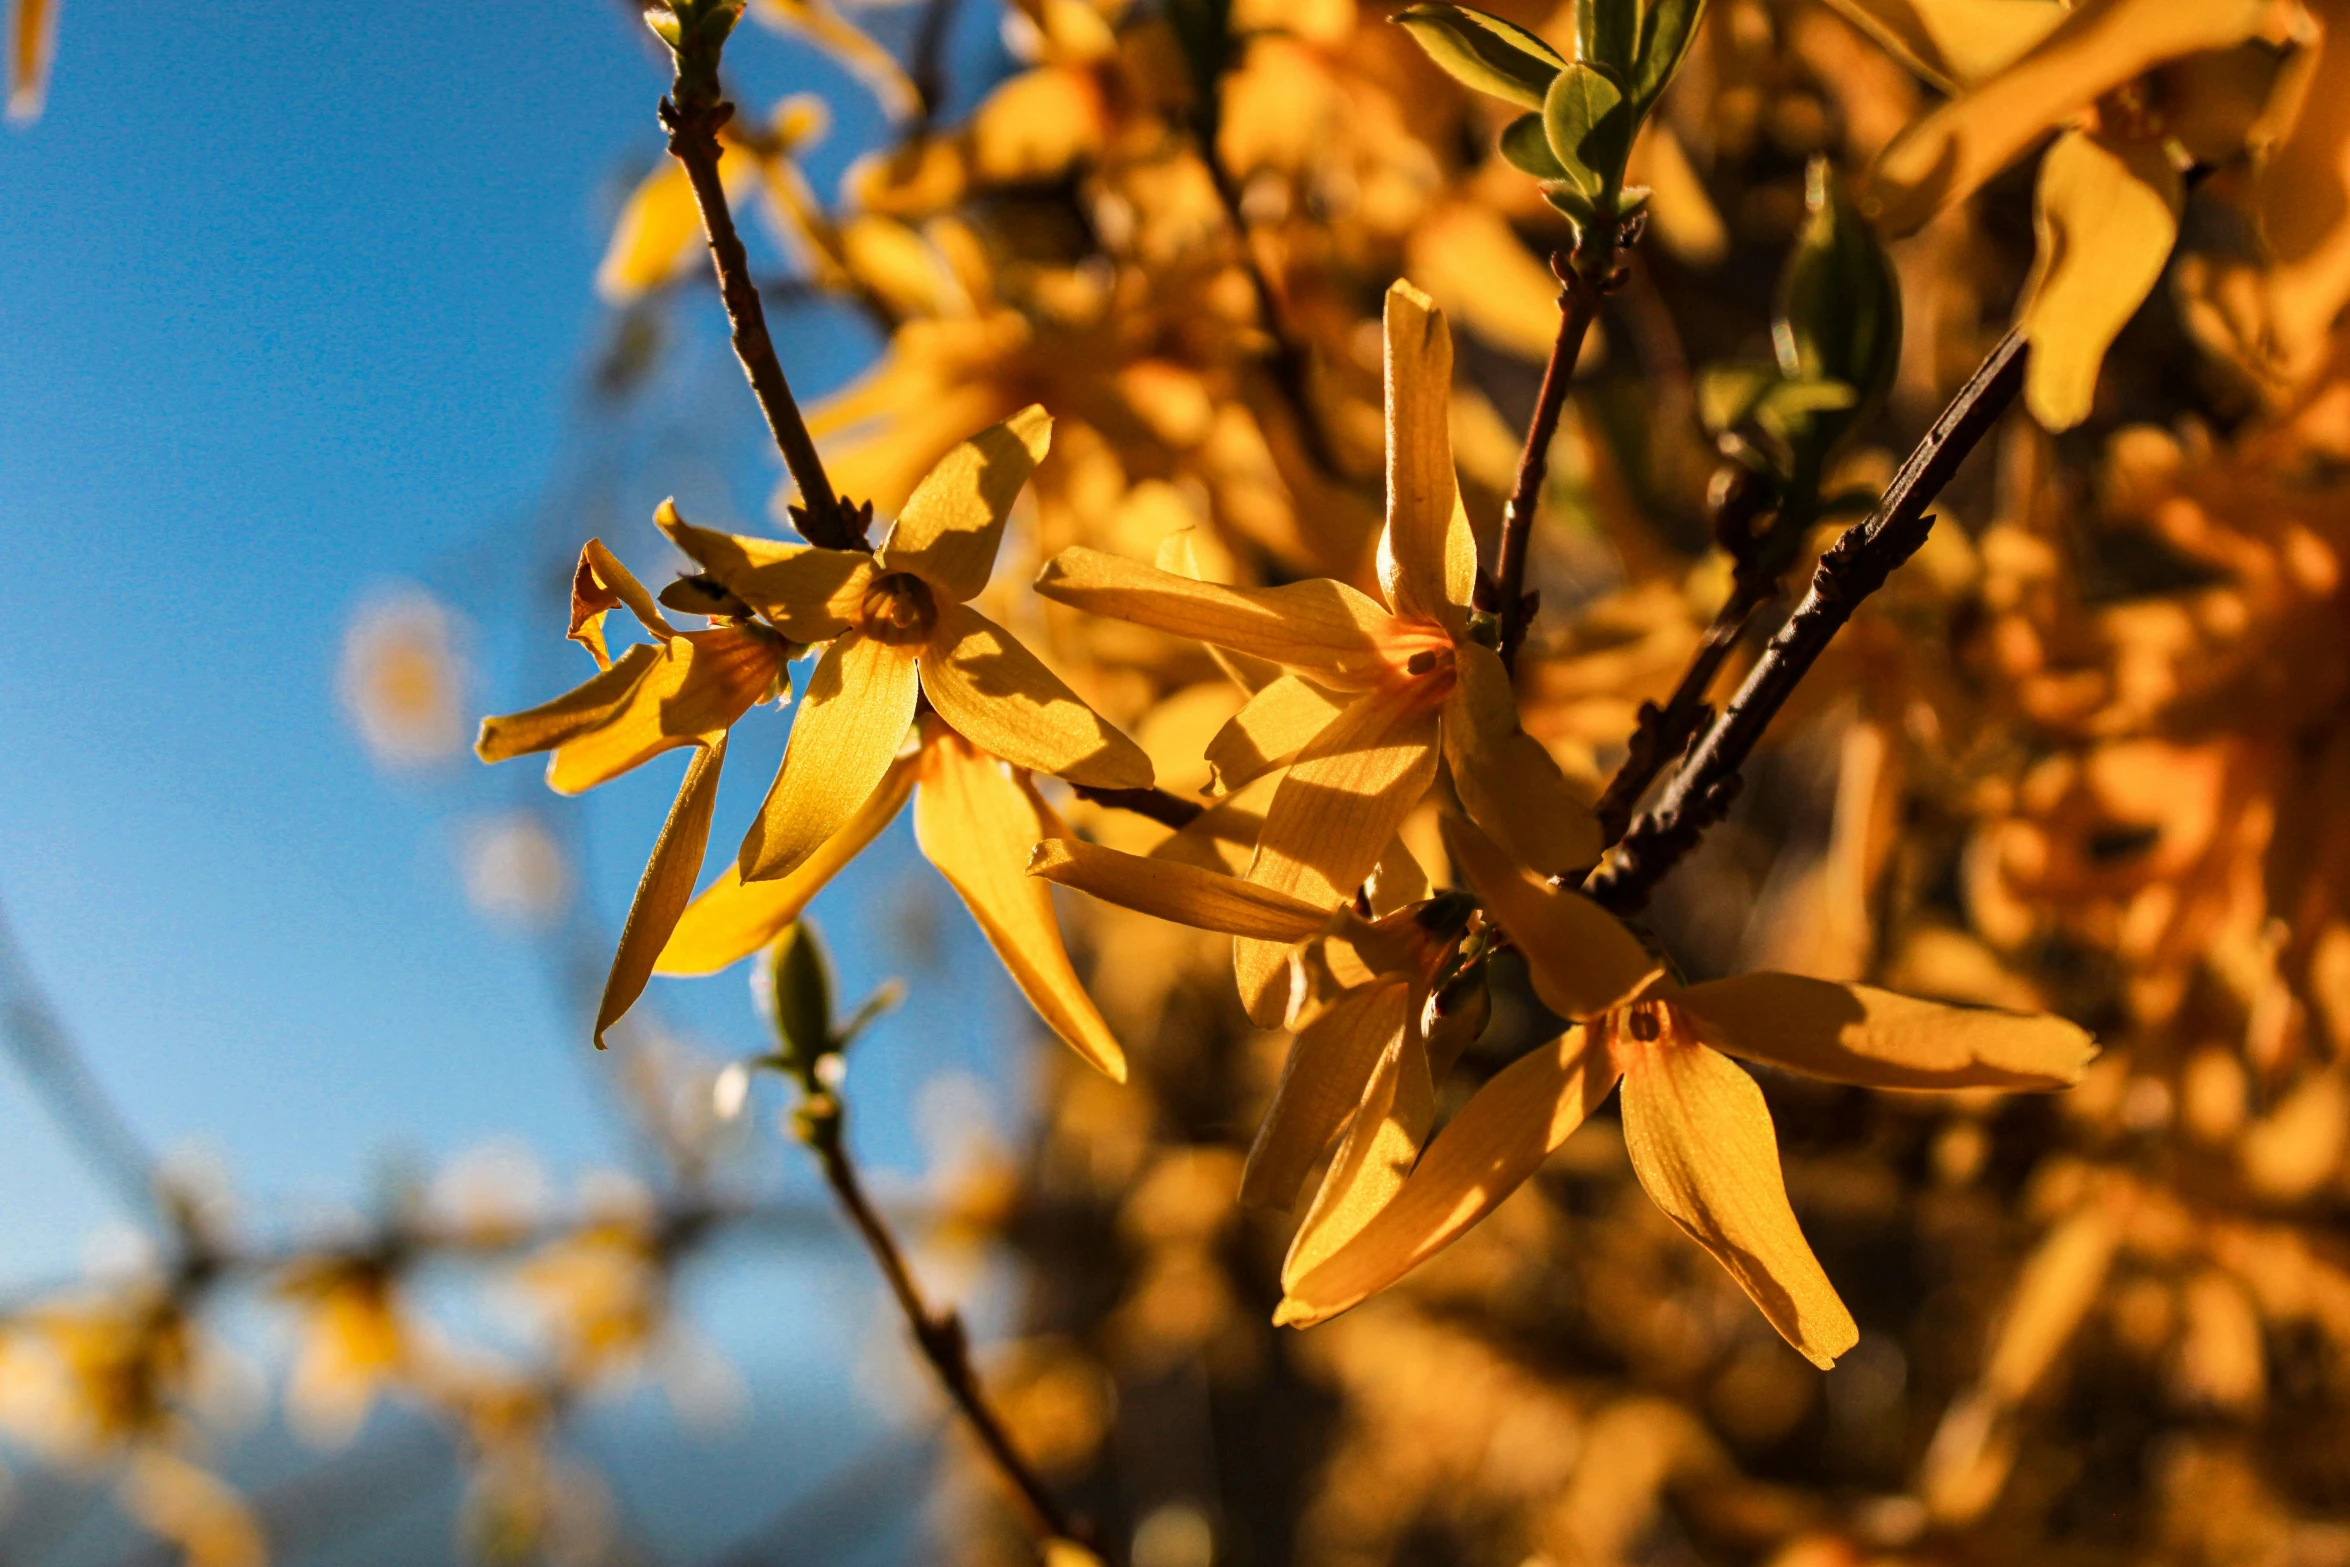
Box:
762 921 835 1076
1499 113 1568 179
1577 0 1639 76
1773 156 1903 449
1542 61 1633 205
1395 4 1565 111
1695 363 1779 437
1628 0 1707 112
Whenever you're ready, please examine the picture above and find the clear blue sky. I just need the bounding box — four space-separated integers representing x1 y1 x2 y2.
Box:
0 0 1032 1557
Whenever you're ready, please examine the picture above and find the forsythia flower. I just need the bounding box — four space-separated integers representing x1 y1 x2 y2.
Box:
1275 818 2099 1365
1035 281 1597 1022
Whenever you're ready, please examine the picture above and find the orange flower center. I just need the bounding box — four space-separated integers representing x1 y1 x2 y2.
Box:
858 572 938 645
1377 624 1458 707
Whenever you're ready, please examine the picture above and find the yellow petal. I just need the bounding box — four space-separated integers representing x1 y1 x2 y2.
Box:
747 0 919 120
740 631 920 880
546 629 780 795
656 500 871 640
1865 0 2283 235
572 540 679 668
1243 980 1413 1211
1027 839 1329 941
1378 281 1475 634
1441 815 1659 1020
1674 974 2097 1090
2015 127 2182 431
595 734 729 1048
1151 771 1280 876
7 0 55 124
1442 643 1603 876
1281 1010 1436 1289
477 644 661 765
1035 546 1407 690
914 731 1127 1079
877 405 1052 604
1816 0 2066 94
1618 1036 1859 1368
1204 674 1348 793
1276 1028 1617 1326
594 153 756 304
919 602 1154 788
658 752 916 975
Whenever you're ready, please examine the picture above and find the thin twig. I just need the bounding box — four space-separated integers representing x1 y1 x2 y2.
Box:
1483 252 1615 672
803 1102 1091 1550
1583 330 2029 914
1072 783 1206 829
659 42 864 549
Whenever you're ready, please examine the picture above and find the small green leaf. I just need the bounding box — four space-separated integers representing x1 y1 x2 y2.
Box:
762 921 835 1076
1628 0 1707 112
1542 61 1633 205
1773 157 1903 449
1499 113 1568 179
1577 0 1639 76
1395 4 1565 111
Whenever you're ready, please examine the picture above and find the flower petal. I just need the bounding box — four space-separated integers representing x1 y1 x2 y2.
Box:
1618 1037 1859 1368
1035 546 1407 690
1443 642 1603 876
919 602 1154 788
1276 1028 1617 1326
595 734 729 1049
594 153 757 303
1027 839 1329 941
572 539 678 670
477 644 661 766
1815 0 2066 94
740 631 921 880
877 404 1052 603
1675 974 2096 1090
1281 1009 1436 1289
2015 127 2182 431
544 629 781 795
1242 980 1412 1211
1378 281 1476 633
656 501 871 641
1441 815 1659 1020
915 730 1127 1079
658 752 916 976
1204 674 1348 793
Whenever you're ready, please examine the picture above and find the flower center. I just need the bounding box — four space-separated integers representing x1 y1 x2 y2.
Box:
858 572 938 645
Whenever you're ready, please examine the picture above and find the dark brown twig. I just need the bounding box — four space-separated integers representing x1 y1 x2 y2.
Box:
1482 252 1616 671
660 59 864 549
1583 330 2029 914
1072 783 1206 829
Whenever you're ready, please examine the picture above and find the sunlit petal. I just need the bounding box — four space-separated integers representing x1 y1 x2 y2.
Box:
1027 839 1329 941
657 501 871 640
1378 281 1475 633
571 539 678 670
877 404 1052 604
543 628 781 795
1619 1033 1859 1368
595 153 757 304
919 602 1154 788
915 731 1127 1079
2015 127 2182 431
1675 973 2096 1090
1443 643 1602 875
1276 1028 1617 1326
1205 674 1347 793
1281 1014 1436 1289
596 734 729 1049
477 645 661 766
740 631 920 880
658 752 916 976
1243 980 1412 1211
1816 0 2065 93
1441 816 1659 1020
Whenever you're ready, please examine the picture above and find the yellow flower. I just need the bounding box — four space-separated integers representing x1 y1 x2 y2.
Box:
1035 280 1597 1023
277 1256 408 1445
1273 818 2099 1366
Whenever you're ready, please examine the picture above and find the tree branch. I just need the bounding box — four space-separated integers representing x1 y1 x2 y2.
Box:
1071 783 1205 829
1583 330 2028 914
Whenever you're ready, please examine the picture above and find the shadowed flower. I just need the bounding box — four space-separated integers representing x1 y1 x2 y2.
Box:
1269 819 2098 1364
1035 280 1597 1023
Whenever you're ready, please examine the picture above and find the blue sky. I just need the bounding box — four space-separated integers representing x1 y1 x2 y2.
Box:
0 0 1032 1556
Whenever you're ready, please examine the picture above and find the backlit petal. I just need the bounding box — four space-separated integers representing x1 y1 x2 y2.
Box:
657 752 916 976
739 631 920 880
2015 127 2182 431
1243 980 1412 1211
1035 546 1407 690
1619 1036 1859 1368
572 540 678 670
477 645 660 765
1378 281 1475 633
1205 674 1347 793
877 405 1052 603
1441 816 1659 1020
1675 974 2096 1090
657 501 871 640
1027 839 1329 941
1281 1011 1436 1289
919 602 1154 789
595 734 729 1049
914 731 1127 1079
1816 0 2065 93
1276 1028 1617 1326
1443 643 1603 876
545 629 781 795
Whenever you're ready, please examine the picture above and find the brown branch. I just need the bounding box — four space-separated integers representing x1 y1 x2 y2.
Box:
1583 329 2029 914
1482 251 1615 672
803 1101 1093 1551
659 56 864 550
1071 783 1206 829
